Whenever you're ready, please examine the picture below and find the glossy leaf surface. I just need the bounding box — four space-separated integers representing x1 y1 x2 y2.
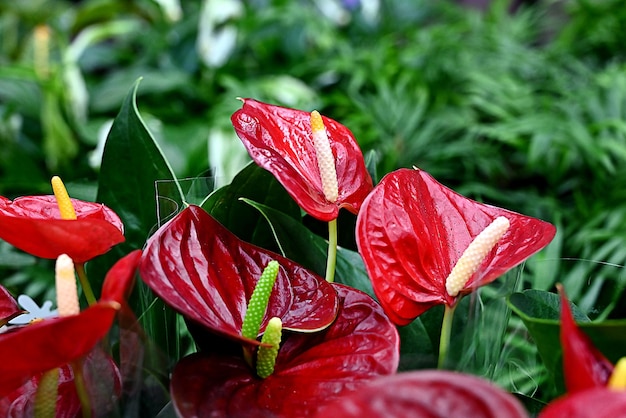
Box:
0 195 124 263
139 205 339 346
231 99 373 221
170 284 399 418
356 167 556 325
559 286 614 393
314 370 528 418
92 78 182 361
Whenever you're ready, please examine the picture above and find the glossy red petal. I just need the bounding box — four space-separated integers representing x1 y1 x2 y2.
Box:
558 285 613 393
139 205 339 346
539 387 626 418
0 286 23 327
170 284 399 418
0 302 119 398
231 99 373 221
0 196 123 229
314 370 528 418
100 250 142 304
0 195 124 263
356 168 556 325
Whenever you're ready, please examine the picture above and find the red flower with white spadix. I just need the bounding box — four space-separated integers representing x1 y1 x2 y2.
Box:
356 167 556 366
231 99 373 282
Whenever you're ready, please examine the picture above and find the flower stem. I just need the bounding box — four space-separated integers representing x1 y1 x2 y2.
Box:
325 219 338 283
438 303 457 369
75 263 97 306
71 359 92 418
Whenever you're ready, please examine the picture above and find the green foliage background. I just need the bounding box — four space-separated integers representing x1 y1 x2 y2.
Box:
1 0 626 413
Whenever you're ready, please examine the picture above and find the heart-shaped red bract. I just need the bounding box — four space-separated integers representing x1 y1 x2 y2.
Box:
231 99 373 222
539 387 626 417
170 284 400 418
0 250 140 398
558 285 613 393
0 195 124 263
139 205 339 346
0 286 23 327
314 370 529 418
356 167 556 325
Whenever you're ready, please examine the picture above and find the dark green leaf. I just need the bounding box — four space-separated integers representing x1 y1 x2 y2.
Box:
92 78 182 362
200 162 300 252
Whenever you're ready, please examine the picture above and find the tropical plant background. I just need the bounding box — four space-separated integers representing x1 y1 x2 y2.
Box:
1 0 625 415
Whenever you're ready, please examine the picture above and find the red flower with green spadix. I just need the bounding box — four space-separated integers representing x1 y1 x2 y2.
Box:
314 370 529 418
0 249 141 406
356 167 556 326
138 205 339 347
0 176 124 264
169 284 400 418
231 99 373 222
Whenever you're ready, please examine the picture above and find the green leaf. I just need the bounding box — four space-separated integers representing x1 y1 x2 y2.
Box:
91 77 183 363
508 289 626 394
239 198 375 298
397 319 437 371
96 77 183 256
200 162 300 252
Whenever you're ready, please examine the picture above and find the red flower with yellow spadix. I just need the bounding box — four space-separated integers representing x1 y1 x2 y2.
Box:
0 250 141 415
356 167 556 325
230 99 373 222
0 176 124 264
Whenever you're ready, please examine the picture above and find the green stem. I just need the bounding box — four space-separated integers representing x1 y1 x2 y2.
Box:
71 359 92 418
75 263 97 306
325 219 338 283
438 303 457 369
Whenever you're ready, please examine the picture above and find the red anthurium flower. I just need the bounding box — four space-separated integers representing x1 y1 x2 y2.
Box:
0 286 24 327
170 284 400 418
0 195 124 263
231 99 373 222
139 205 339 346
356 167 556 325
0 346 122 418
539 387 626 418
558 284 614 393
314 370 528 418
0 250 141 399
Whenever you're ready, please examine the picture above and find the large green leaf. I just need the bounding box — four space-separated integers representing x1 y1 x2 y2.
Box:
92 78 183 366
96 78 182 254
508 289 626 394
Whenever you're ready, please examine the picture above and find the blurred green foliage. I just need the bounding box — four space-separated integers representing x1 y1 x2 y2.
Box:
1 0 626 408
